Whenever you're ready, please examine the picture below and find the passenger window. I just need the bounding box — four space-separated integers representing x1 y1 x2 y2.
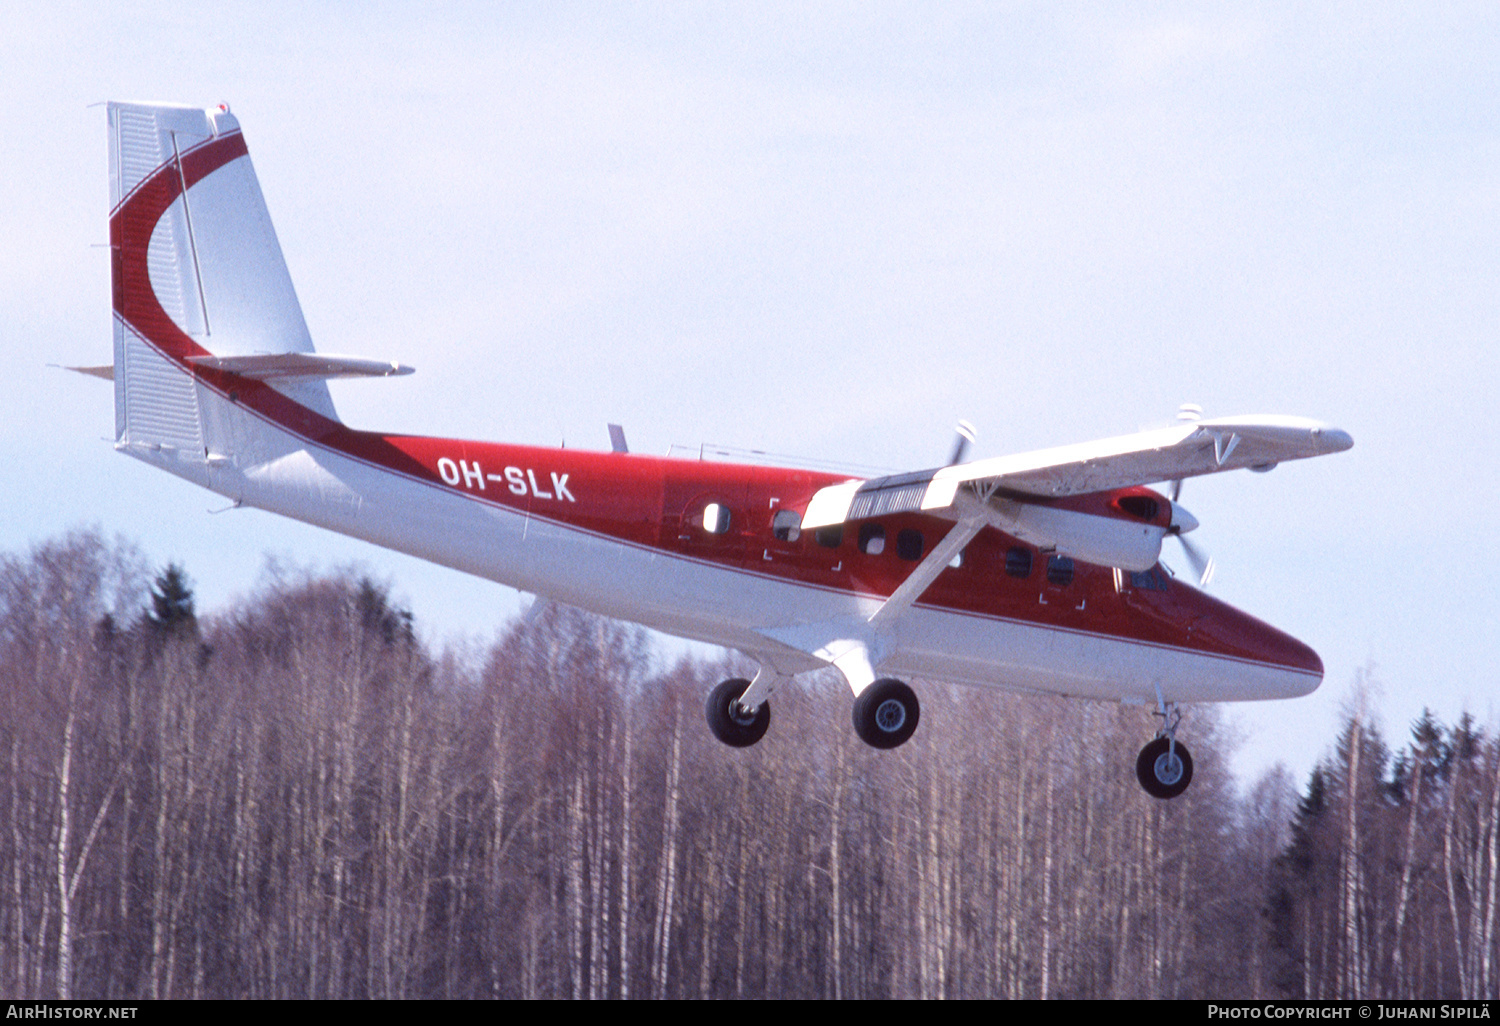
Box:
772 509 802 542
858 523 886 555
1005 547 1033 579
1046 555 1075 587
897 529 923 561
702 503 731 535
815 525 843 549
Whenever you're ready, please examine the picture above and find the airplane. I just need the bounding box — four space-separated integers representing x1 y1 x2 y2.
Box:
95 101 1352 799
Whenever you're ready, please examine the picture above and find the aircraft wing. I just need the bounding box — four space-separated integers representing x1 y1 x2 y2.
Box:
802 415 1353 529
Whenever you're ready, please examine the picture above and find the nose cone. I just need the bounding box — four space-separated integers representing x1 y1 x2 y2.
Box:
1240 616 1324 697
1272 630 1324 689
1185 591 1325 699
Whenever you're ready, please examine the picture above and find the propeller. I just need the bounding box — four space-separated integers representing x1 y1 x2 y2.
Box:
1171 526 1216 588
1166 404 1215 587
947 420 977 466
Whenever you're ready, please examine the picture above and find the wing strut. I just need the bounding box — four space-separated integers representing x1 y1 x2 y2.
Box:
868 504 985 629
753 501 985 697
735 663 791 711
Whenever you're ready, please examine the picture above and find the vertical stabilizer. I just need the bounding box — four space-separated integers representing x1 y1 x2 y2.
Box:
108 101 337 459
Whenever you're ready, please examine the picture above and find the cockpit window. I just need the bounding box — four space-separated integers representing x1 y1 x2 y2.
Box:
1130 567 1168 591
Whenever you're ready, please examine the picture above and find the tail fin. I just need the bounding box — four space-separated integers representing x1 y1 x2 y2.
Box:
108 100 337 457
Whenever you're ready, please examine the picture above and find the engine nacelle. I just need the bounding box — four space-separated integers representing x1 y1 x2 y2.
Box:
982 486 1177 572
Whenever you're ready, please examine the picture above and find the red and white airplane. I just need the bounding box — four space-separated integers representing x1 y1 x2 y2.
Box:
97 102 1352 798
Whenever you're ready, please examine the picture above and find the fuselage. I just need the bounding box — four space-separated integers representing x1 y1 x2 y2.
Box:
159 405 1322 707
106 103 1323 713
390 434 1323 704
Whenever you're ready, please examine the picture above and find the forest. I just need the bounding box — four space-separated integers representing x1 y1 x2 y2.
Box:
1 528 1496 1000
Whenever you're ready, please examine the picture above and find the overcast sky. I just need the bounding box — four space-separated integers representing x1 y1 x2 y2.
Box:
4 1 1497 786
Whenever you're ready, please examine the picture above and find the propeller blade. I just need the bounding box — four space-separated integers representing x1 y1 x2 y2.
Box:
1175 535 1216 588
1166 493 1213 586
1167 405 1203 501
947 420 977 466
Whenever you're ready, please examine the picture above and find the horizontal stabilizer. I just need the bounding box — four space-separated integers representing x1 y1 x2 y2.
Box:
63 364 116 381
185 353 414 381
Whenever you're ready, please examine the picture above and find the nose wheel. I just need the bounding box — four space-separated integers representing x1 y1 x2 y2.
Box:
852 678 920 749
1136 693 1193 799
1136 736 1194 799
705 677 770 748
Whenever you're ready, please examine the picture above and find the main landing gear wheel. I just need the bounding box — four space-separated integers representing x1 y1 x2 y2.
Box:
705 678 770 748
1136 736 1194 800
852 678 920 750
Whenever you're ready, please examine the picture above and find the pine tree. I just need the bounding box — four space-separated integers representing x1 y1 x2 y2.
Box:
145 564 197 639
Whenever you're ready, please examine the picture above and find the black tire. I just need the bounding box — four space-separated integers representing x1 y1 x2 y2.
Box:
705 678 770 748
852 678 920 749
1136 736 1194 799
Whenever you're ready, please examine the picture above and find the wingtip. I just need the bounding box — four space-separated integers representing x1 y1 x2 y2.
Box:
1315 426 1354 453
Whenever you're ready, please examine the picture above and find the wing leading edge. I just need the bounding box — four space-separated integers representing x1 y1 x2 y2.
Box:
802 415 1354 529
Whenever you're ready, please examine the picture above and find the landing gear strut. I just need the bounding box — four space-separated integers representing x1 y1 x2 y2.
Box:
1136 698 1193 799
705 678 770 748
852 678 920 749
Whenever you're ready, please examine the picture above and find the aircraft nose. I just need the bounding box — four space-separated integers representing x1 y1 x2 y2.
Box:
1283 633 1323 681
1185 592 1326 698
1247 619 1324 695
